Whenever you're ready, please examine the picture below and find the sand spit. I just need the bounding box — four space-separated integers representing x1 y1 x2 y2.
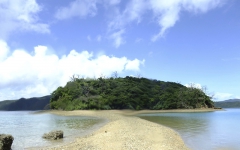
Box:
38 109 218 150
34 110 202 150
34 109 200 150
122 108 219 116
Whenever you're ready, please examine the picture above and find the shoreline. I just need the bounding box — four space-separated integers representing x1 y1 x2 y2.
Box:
35 109 217 150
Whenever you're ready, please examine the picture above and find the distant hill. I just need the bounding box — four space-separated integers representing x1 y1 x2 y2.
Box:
0 95 51 110
214 99 240 108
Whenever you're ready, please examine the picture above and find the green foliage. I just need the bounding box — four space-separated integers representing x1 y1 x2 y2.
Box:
50 76 214 110
214 100 240 108
0 96 50 110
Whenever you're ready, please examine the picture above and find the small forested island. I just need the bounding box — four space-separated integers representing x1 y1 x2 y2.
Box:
50 76 214 110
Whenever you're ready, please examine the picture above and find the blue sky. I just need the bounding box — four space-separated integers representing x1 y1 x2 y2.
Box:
0 0 239 101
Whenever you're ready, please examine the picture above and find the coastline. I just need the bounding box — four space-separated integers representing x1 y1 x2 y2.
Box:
35 109 217 150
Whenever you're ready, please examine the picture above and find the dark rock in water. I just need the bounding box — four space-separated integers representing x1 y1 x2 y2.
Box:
42 130 63 140
0 134 14 150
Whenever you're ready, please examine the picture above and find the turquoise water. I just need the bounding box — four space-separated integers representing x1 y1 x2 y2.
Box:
139 109 240 150
0 111 105 150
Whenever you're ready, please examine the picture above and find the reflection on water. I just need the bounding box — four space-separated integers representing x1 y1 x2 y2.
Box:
0 111 105 150
139 109 240 150
56 117 100 130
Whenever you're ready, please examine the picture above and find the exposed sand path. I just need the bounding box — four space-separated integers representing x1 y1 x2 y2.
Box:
37 109 216 150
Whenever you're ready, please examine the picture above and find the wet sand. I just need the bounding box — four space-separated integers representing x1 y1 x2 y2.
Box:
37 109 216 150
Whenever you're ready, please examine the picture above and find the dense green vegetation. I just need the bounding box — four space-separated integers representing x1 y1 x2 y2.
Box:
50 76 214 110
214 99 240 108
0 96 50 110
0 100 16 110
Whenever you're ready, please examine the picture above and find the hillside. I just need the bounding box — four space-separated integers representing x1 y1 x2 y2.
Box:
214 99 240 108
0 95 51 110
50 76 214 110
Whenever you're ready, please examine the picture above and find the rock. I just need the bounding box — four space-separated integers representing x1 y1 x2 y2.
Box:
0 134 14 150
42 130 63 140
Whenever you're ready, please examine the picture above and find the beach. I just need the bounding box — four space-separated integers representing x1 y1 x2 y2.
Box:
36 109 216 150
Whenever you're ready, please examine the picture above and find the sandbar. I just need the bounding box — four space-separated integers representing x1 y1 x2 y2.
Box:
36 109 216 150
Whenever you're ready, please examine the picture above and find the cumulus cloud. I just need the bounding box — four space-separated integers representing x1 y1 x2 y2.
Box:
185 82 202 89
0 41 144 101
125 59 145 70
55 0 98 20
0 40 10 61
185 83 238 101
0 0 50 39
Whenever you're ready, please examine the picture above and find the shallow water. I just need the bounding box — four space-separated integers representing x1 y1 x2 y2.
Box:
0 111 105 150
139 109 240 150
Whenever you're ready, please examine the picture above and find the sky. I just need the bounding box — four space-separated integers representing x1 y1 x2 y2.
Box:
0 0 239 101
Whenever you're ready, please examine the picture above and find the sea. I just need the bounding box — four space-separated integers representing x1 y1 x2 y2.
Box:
138 108 240 150
1 109 240 150
0 111 106 150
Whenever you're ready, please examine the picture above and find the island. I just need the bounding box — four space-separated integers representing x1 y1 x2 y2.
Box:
50 76 214 110
1 76 217 150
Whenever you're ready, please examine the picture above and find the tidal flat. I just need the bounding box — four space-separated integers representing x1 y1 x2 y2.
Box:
3 109 233 150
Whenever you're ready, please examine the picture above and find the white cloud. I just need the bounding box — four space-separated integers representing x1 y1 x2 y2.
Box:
150 2 180 41
185 82 202 89
55 0 98 20
52 0 223 47
149 0 223 41
185 83 238 101
125 59 145 71
122 0 148 24
108 0 147 31
214 92 234 101
110 29 125 48
0 40 10 61
107 0 223 43
182 0 224 13
107 0 147 47
0 0 50 39
0 41 144 101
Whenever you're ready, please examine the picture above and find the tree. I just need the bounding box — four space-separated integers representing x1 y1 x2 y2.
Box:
112 71 118 78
